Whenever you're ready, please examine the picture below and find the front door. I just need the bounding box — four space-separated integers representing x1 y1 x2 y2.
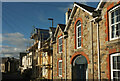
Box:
72 55 88 81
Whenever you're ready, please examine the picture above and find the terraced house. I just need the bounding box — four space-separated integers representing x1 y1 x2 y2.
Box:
53 1 120 81
38 27 56 80
26 28 50 80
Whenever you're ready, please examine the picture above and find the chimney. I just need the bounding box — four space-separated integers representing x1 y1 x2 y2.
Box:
65 8 72 24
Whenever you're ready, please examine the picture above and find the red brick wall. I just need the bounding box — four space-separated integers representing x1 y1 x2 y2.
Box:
57 58 64 77
57 34 63 53
107 48 120 81
74 18 83 49
70 51 89 64
105 3 114 41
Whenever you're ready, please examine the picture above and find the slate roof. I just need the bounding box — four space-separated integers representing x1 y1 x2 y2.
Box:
38 29 50 40
58 24 66 32
74 2 95 12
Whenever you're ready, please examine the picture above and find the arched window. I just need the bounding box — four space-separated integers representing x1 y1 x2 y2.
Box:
76 20 81 48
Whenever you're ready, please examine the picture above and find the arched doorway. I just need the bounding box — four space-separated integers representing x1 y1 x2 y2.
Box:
72 55 88 81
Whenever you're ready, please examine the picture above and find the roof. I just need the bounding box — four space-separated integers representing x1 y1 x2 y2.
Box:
58 24 66 32
39 29 49 40
74 2 95 12
35 28 50 40
54 24 66 37
64 2 96 32
2 58 8 63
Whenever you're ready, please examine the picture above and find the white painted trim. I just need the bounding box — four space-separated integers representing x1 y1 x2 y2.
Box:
74 4 93 15
110 53 120 80
64 5 76 32
89 17 99 22
73 55 81 66
86 67 88 81
54 24 65 37
58 60 62 77
76 22 82 49
109 5 120 41
54 25 59 37
58 36 63 53
64 2 93 32
65 38 67 80
109 5 120 12
97 22 101 81
96 0 103 11
59 60 62 62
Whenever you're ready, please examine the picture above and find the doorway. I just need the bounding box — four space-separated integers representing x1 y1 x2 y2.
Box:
72 55 88 81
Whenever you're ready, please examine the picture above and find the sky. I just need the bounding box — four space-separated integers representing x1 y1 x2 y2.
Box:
0 2 99 58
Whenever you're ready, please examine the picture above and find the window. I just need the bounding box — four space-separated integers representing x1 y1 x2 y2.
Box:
76 20 81 48
110 53 120 81
109 5 120 40
58 60 62 77
42 66 46 76
59 36 63 53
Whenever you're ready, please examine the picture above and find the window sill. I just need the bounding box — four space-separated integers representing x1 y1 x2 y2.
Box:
77 46 82 49
107 38 120 44
58 75 62 77
59 52 63 54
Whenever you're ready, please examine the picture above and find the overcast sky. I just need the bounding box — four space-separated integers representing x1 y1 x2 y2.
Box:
1 2 99 58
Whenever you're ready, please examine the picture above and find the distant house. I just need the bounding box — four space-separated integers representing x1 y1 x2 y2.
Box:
38 27 56 80
1 58 8 73
20 52 32 73
1 57 19 73
26 27 50 80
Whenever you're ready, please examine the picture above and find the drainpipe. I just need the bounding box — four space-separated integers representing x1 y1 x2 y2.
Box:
90 21 94 81
65 38 67 81
90 16 101 81
97 22 101 81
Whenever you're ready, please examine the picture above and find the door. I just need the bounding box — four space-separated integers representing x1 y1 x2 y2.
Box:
72 55 88 81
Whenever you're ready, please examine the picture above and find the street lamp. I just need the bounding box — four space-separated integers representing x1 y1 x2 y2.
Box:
48 18 53 28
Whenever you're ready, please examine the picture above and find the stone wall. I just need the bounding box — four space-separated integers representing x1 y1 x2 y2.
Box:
53 2 120 80
99 2 120 80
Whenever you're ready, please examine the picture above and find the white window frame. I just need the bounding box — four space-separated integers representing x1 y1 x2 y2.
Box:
76 21 82 49
42 66 46 76
109 5 120 41
110 53 120 80
42 52 46 57
59 36 63 53
58 60 62 77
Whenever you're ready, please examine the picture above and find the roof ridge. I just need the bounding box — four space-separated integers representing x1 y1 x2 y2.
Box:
74 2 96 9
74 2 95 12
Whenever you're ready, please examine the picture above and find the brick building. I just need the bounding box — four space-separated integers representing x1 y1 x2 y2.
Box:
53 1 120 81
